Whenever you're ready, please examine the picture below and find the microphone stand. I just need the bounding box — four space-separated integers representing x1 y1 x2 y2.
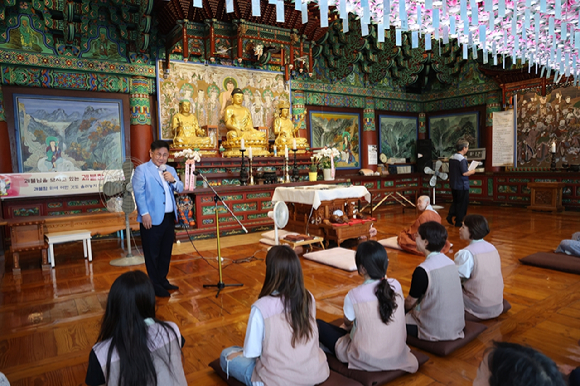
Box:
196 171 246 297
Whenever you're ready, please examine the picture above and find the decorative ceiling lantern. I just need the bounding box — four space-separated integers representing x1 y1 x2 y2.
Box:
231 0 580 84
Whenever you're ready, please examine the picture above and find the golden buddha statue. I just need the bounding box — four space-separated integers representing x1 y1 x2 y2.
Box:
171 100 214 154
273 101 308 154
222 88 269 157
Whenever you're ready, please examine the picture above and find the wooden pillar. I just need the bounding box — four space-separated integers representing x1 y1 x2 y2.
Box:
486 91 502 172
130 77 153 164
362 97 377 171
0 86 12 173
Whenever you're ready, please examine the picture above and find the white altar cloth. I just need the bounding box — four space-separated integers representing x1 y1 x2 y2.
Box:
272 185 371 210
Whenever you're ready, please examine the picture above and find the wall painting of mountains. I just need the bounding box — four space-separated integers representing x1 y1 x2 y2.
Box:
378 115 418 161
428 112 479 158
14 95 124 173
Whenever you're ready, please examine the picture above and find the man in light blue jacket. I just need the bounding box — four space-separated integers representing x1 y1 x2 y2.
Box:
133 140 184 297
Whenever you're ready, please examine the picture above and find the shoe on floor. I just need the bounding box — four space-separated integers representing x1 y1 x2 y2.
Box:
163 283 179 291
154 286 170 297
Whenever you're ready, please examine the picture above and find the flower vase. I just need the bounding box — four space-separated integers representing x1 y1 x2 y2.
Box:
323 168 333 181
309 171 318 181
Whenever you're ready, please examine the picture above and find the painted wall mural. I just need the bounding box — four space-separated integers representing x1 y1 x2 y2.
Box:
428 112 479 158
309 111 361 169
14 95 124 172
516 86 580 168
378 115 418 160
157 61 288 140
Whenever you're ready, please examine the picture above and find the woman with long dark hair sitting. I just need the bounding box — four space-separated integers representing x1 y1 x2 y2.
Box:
317 240 418 372
220 245 329 386
85 270 186 386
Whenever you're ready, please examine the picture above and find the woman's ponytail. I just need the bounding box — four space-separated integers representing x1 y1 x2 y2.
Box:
376 277 398 324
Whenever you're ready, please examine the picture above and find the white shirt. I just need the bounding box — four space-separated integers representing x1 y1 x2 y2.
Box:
454 239 484 279
343 279 379 338
159 168 174 213
243 306 265 359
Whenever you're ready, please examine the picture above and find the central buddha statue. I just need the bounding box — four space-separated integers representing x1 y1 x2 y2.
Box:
273 101 308 154
171 100 214 154
222 88 270 158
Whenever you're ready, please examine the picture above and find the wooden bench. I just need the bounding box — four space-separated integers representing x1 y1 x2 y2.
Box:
45 229 92 268
6 217 49 274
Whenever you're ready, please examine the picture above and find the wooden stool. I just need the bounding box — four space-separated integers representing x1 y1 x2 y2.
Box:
45 230 92 268
7 217 49 274
280 235 325 253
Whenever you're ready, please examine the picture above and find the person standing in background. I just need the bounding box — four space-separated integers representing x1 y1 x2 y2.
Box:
447 139 475 228
133 140 184 297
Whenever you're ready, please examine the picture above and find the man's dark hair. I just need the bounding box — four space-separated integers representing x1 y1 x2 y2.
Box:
150 140 169 151
487 341 566 386
417 221 448 252
463 214 490 240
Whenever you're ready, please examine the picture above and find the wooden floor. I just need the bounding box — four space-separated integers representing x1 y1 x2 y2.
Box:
1 206 579 385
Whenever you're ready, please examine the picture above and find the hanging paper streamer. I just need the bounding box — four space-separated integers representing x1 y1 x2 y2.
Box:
295 0 301 11
470 0 478 25
343 16 349 33
540 0 546 12
184 161 190 190
463 42 468 59
433 9 440 40
361 21 369 36
548 17 554 37
276 0 285 22
226 0 233 13
426 0 432 10
189 160 196 191
319 0 328 27
399 0 408 30
443 25 449 44
488 12 494 30
565 53 570 77
479 25 486 46
340 0 346 18
450 16 456 36
412 30 419 48
396 29 402 45
302 1 308 23
378 23 385 42
362 0 370 25
425 33 432 50
383 0 390 28
498 0 505 18
194 0 202 7
562 22 568 41
252 0 261 16
555 0 561 19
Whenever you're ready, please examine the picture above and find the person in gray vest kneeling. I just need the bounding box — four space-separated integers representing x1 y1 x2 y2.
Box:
455 214 504 320
405 222 465 341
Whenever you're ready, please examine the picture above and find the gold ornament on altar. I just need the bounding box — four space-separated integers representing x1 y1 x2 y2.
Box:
273 101 308 154
171 100 214 152
221 88 269 157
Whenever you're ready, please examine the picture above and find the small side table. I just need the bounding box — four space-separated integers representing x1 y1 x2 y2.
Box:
45 230 92 268
280 236 325 253
7 217 49 274
527 182 565 212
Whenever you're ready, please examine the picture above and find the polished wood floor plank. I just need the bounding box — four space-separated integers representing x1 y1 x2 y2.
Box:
1 206 580 385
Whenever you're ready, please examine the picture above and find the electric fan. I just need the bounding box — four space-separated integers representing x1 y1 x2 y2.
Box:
100 160 145 266
267 201 289 245
424 160 448 210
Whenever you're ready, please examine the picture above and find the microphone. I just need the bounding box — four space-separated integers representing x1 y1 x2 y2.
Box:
158 165 166 172
192 170 201 176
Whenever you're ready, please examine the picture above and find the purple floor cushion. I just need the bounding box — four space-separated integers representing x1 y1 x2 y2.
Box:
519 252 580 275
406 321 487 356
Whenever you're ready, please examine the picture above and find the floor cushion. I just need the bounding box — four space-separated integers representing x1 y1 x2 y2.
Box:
519 251 580 275
260 229 298 241
208 358 363 386
325 350 429 386
406 321 488 356
303 247 357 271
464 299 512 322
378 236 403 250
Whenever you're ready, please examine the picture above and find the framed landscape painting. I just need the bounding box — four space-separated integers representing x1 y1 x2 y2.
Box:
13 94 125 172
378 115 418 160
428 112 479 158
309 110 361 169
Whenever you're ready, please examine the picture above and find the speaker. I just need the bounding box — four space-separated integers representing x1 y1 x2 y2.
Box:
416 139 433 173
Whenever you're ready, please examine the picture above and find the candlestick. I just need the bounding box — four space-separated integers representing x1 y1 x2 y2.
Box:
273 145 277 157
285 145 288 159
284 156 291 183
551 141 556 153
291 149 299 182
249 146 253 159
249 157 255 185
239 149 247 186
293 138 297 150
241 138 245 150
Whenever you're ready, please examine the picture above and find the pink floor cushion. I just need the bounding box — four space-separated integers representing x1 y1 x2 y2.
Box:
406 321 488 357
303 247 357 271
208 359 363 386
519 252 580 275
464 299 512 322
378 236 403 251
325 350 429 386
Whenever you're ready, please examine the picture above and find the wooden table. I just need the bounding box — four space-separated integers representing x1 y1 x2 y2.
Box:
279 235 325 252
527 182 565 212
7 217 49 274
